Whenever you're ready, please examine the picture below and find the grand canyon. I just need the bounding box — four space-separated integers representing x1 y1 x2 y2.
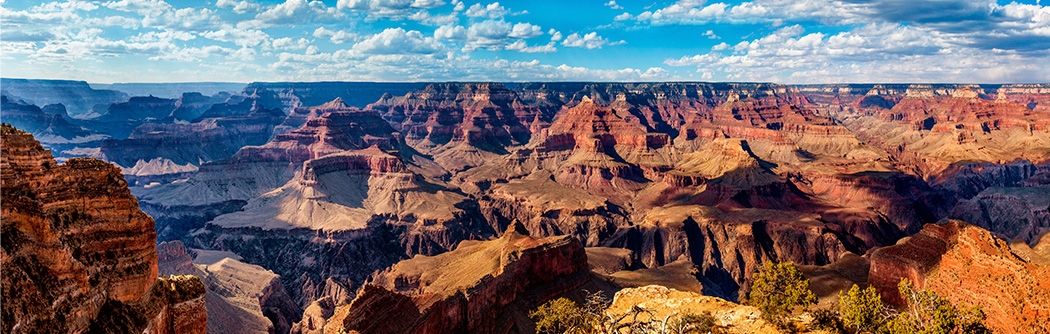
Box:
2 79 1048 333
10 0 1050 332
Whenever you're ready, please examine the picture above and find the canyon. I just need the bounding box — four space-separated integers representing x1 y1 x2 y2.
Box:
2 80 1048 333
1 124 206 333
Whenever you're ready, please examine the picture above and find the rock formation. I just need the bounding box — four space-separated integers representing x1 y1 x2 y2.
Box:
607 285 781 333
158 241 301 334
867 220 1050 333
0 78 128 117
311 222 588 334
0 124 206 333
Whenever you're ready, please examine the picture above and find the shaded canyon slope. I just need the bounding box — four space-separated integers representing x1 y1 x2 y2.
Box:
0 125 206 334
297 222 588 334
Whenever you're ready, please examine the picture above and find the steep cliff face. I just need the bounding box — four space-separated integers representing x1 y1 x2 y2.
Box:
157 241 301 334
867 221 1050 334
0 125 206 333
134 99 401 241
369 83 559 171
0 95 100 146
100 101 285 171
832 85 1050 178
317 223 589 334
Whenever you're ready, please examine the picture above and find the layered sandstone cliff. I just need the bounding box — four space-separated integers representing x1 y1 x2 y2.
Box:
0 125 206 333
314 222 588 334
868 220 1050 333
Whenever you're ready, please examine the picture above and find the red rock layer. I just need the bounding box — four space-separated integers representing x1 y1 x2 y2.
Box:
233 99 398 164
867 221 1050 333
324 223 588 334
0 125 206 333
369 83 557 151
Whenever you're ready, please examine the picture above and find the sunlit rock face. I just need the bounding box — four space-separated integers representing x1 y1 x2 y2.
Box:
868 221 1050 334
1 125 206 334
313 223 588 334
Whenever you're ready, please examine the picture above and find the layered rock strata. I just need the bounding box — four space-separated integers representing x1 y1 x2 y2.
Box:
867 221 1050 333
0 125 206 333
314 222 588 334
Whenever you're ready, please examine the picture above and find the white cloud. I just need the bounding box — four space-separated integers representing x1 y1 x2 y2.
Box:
464 19 510 50
272 37 310 50
352 27 444 55
663 22 1050 83
703 30 719 39
201 25 270 47
216 0 261 14
104 0 172 17
505 40 556 53
252 0 342 26
314 27 357 44
103 0 219 31
561 32 614 49
549 29 562 41
604 0 623 10
465 2 507 19
337 0 445 18
434 24 467 40
509 22 543 39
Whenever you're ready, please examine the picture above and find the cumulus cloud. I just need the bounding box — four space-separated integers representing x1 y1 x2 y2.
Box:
272 37 310 50
251 0 342 26
314 27 357 44
338 0 445 17
663 22 1050 83
434 24 467 40
215 0 261 14
508 22 543 38
352 27 444 55
604 0 623 10
505 40 556 53
561 32 618 49
465 2 507 19
201 25 269 47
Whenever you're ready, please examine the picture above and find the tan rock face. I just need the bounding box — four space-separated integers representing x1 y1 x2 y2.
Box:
1 125 205 333
868 221 1050 334
608 285 782 334
157 241 302 334
322 224 588 334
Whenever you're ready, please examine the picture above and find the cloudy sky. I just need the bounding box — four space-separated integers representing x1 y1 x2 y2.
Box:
2 0 1049 83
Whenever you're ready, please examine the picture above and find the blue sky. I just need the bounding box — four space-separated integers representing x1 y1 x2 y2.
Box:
2 0 1049 83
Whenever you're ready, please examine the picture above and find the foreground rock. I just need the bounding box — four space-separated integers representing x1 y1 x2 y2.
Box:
308 222 588 334
158 241 301 334
868 220 1050 333
0 125 206 333
607 285 782 333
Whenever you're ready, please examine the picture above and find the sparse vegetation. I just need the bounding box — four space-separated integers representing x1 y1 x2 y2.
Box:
829 280 989 334
879 279 989 334
530 291 723 334
838 284 888 333
747 261 818 328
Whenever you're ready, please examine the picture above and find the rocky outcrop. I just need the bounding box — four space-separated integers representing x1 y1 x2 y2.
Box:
157 241 301 334
0 125 206 333
319 223 588 334
867 221 1050 333
607 285 781 333
99 102 285 170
